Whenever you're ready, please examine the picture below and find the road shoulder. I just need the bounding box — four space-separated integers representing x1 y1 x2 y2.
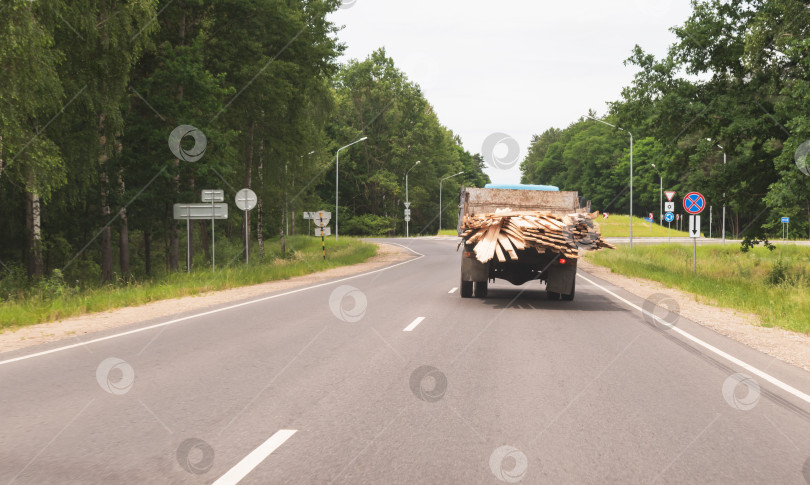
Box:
0 243 413 354
579 258 810 372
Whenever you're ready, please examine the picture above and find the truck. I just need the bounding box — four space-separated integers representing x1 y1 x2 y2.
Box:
457 184 585 301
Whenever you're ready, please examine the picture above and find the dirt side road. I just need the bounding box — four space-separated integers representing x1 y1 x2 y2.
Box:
0 243 413 354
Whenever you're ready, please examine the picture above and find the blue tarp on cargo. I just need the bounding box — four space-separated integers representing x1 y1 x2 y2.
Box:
484 184 560 192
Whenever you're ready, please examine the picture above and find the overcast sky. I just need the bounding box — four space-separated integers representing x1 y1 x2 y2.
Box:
329 0 694 185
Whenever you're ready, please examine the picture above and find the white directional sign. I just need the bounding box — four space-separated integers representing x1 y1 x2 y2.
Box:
235 188 258 211
201 189 225 203
304 211 331 220
404 216 411 222
315 227 332 237
689 215 701 238
173 203 228 220
404 202 411 209
664 202 675 212
404 209 411 216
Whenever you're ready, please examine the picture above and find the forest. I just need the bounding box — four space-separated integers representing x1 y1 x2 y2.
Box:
0 0 490 285
520 0 810 242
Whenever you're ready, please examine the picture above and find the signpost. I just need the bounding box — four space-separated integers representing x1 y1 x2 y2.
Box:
235 189 258 266
664 202 674 212
201 189 224 270
683 191 706 276
304 211 331 239
317 211 330 260
782 216 790 240
173 202 228 273
664 212 674 243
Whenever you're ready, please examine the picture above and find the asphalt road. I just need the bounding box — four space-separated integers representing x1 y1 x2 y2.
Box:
2 237 810 484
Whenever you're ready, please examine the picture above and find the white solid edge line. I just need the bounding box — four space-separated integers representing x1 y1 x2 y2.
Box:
403 317 425 332
577 273 810 404
213 429 297 485
448 287 458 294
0 244 425 366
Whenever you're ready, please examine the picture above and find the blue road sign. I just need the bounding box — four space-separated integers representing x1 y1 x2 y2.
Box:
665 212 675 223
782 217 790 223
683 192 706 215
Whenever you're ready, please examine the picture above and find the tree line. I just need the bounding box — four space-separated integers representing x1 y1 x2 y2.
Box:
521 0 810 241
0 0 489 284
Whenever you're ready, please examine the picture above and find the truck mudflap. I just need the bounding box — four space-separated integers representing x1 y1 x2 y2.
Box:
461 252 489 282
545 259 577 295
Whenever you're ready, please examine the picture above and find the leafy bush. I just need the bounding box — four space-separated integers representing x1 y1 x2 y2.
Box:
342 214 396 236
37 269 75 300
766 257 789 286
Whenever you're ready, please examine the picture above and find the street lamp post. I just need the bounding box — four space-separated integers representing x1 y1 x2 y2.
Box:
587 115 634 249
439 171 464 232
405 160 421 237
335 136 368 241
651 163 663 225
706 139 727 244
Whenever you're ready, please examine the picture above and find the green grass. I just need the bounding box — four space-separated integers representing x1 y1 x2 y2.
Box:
437 229 460 236
585 244 810 333
0 236 377 330
598 214 695 238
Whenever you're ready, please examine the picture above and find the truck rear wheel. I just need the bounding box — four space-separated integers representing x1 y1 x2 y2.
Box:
474 281 488 298
460 280 473 298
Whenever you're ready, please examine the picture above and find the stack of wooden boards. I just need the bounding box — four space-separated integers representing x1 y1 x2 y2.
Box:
460 209 615 263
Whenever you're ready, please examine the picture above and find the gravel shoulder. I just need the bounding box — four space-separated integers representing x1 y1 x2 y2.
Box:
0 243 413 354
579 258 810 372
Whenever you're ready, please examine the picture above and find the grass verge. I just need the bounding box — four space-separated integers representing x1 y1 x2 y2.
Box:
598 214 695 238
585 244 810 333
0 236 377 330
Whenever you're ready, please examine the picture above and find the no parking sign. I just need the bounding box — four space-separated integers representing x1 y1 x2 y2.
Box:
683 192 706 215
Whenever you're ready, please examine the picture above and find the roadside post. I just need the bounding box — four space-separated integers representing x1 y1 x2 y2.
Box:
683 191 706 276
235 188 258 267
782 217 790 240
664 211 674 243
173 201 228 272
404 202 411 236
201 189 225 270
320 212 326 260
305 211 332 260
